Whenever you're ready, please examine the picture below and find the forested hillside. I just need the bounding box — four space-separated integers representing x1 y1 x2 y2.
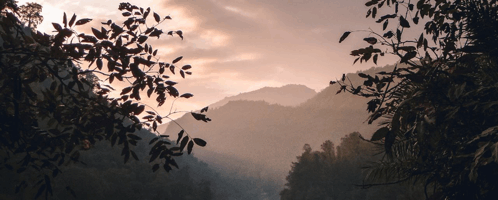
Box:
163 64 399 187
280 132 424 200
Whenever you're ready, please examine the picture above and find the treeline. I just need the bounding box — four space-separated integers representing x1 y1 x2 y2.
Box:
0 128 278 200
280 132 424 200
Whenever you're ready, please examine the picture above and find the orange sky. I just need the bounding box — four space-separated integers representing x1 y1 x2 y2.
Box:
18 0 399 119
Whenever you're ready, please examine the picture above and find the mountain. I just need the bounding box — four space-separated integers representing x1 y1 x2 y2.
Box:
163 64 398 193
209 84 316 108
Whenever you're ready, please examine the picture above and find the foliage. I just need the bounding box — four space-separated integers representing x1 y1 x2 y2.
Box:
0 1 210 198
18 2 43 28
334 0 498 199
280 132 423 200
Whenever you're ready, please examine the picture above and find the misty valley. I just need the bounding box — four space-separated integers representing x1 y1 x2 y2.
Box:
2 0 498 199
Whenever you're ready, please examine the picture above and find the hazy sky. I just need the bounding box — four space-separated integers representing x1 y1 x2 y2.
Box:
18 0 398 117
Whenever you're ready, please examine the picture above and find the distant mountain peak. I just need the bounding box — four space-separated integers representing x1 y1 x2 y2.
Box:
210 84 316 108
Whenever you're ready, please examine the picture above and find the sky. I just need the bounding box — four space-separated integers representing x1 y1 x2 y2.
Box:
17 0 399 118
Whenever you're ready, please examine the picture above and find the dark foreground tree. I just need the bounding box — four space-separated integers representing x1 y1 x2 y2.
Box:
0 1 209 198
334 0 498 199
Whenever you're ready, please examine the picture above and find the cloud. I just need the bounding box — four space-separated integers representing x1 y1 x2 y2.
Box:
24 0 401 113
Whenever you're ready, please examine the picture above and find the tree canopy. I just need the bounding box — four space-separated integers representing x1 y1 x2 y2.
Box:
0 1 210 198
334 0 498 199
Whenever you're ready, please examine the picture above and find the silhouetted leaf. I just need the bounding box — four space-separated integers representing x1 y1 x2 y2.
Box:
149 137 159 145
92 28 104 39
182 65 192 70
75 18 92 26
172 56 183 64
121 87 132 95
200 106 208 113
69 14 76 27
180 93 193 98
35 184 46 199
52 23 62 32
176 30 183 40
371 127 389 141
180 70 185 78
193 138 206 147
63 12 67 28
364 37 377 44
339 31 351 43
180 137 189 152
187 141 194 154
358 73 369 78
153 12 160 22
177 130 184 144
400 16 410 28
152 164 159 172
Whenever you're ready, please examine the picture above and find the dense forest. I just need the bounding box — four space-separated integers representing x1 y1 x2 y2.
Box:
281 132 424 200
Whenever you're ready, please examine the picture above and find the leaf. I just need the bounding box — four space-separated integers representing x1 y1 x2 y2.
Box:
413 16 419 24
75 18 92 26
339 31 351 43
396 29 402 42
373 54 378 65
121 87 132 95
122 12 132 17
372 7 377 18
180 93 193 98
63 12 67 28
400 16 410 28
135 105 145 115
417 33 424 48
52 23 62 32
169 65 175 74
383 19 388 30
154 12 160 22
363 37 377 44
187 141 194 154
341 74 346 81
193 138 206 147
182 65 192 70
191 112 211 122
138 36 148 44
383 31 394 38
177 130 184 144
96 58 103 70
130 150 139 161
172 56 183 64
200 106 209 113
149 137 159 145
69 14 76 27
180 70 185 78
371 127 389 141
358 73 369 78
330 81 336 85
176 30 183 40
152 164 159 172
179 137 189 152
35 184 46 199
92 28 104 39
165 81 177 86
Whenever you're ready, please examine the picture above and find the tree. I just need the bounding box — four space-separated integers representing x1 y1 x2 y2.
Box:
0 1 210 198
280 132 423 200
335 0 498 199
18 2 43 28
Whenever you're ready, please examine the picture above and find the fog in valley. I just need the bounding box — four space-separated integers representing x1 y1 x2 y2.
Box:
2 0 498 199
